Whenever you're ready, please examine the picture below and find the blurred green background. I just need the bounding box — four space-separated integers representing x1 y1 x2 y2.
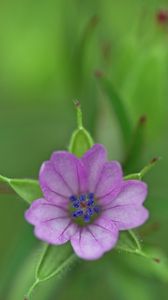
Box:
0 0 168 299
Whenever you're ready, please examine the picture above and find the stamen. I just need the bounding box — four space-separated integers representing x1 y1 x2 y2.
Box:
84 214 90 223
72 200 80 208
79 194 86 201
74 210 83 217
94 206 100 213
87 198 94 206
70 192 100 224
69 195 78 202
88 192 94 199
86 208 93 216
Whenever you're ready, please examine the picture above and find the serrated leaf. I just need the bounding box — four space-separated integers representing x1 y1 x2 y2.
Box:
0 175 42 204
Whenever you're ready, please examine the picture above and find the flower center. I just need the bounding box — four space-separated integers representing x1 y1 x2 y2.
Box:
69 193 100 225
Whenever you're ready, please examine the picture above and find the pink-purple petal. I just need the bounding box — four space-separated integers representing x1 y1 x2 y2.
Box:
95 161 123 198
100 180 147 207
109 180 147 207
24 144 150 260
40 187 68 206
82 144 107 193
103 205 149 230
70 218 118 260
34 220 78 245
51 151 87 195
25 198 78 245
39 161 72 198
25 198 68 226
98 189 121 206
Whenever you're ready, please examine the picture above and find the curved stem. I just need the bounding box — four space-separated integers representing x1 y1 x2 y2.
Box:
124 157 160 181
35 243 49 278
40 253 77 282
25 278 40 300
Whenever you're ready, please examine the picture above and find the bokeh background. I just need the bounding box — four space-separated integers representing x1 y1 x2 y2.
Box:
0 0 168 299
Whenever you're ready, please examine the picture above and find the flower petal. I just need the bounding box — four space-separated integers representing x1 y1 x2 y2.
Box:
103 205 149 230
39 152 87 201
82 144 107 193
111 180 147 206
95 161 123 198
40 187 68 206
25 198 77 244
70 217 118 260
39 161 72 198
34 220 77 245
25 198 68 226
51 151 87 194
100 180 147 207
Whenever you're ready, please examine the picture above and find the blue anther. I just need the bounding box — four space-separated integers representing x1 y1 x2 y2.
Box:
72 200 80 208
69 195 78 202
70 192 100 223
94 206 100 214
84 214 90 223
72 211 78 218
88 192 94 199
87 198 94 206
75 210 83 217
79 194 86 202
86 207 93 216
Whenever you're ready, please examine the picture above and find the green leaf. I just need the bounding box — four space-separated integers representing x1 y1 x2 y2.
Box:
116 230 143 255
36 243 76 281
96 74 132 147
124 115 147 173
0 175 42 204
116 230 156 261
69 128 93 158
25 243 77 299
73 15 99 90
69 101 94 157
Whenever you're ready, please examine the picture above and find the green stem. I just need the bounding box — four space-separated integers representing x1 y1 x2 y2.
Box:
0 175 11 186
24 244 48 299
128 230 141 251
134 249 151 260
140 157 161 178
77 107 83 129
74 100 83 129
35 244 49 278
40 253 77 282
124 157 160 180
25 278 40 300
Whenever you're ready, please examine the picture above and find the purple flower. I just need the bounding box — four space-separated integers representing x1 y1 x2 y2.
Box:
25 144 149 260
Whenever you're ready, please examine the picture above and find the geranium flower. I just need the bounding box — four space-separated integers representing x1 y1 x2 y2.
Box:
25 144 149 260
